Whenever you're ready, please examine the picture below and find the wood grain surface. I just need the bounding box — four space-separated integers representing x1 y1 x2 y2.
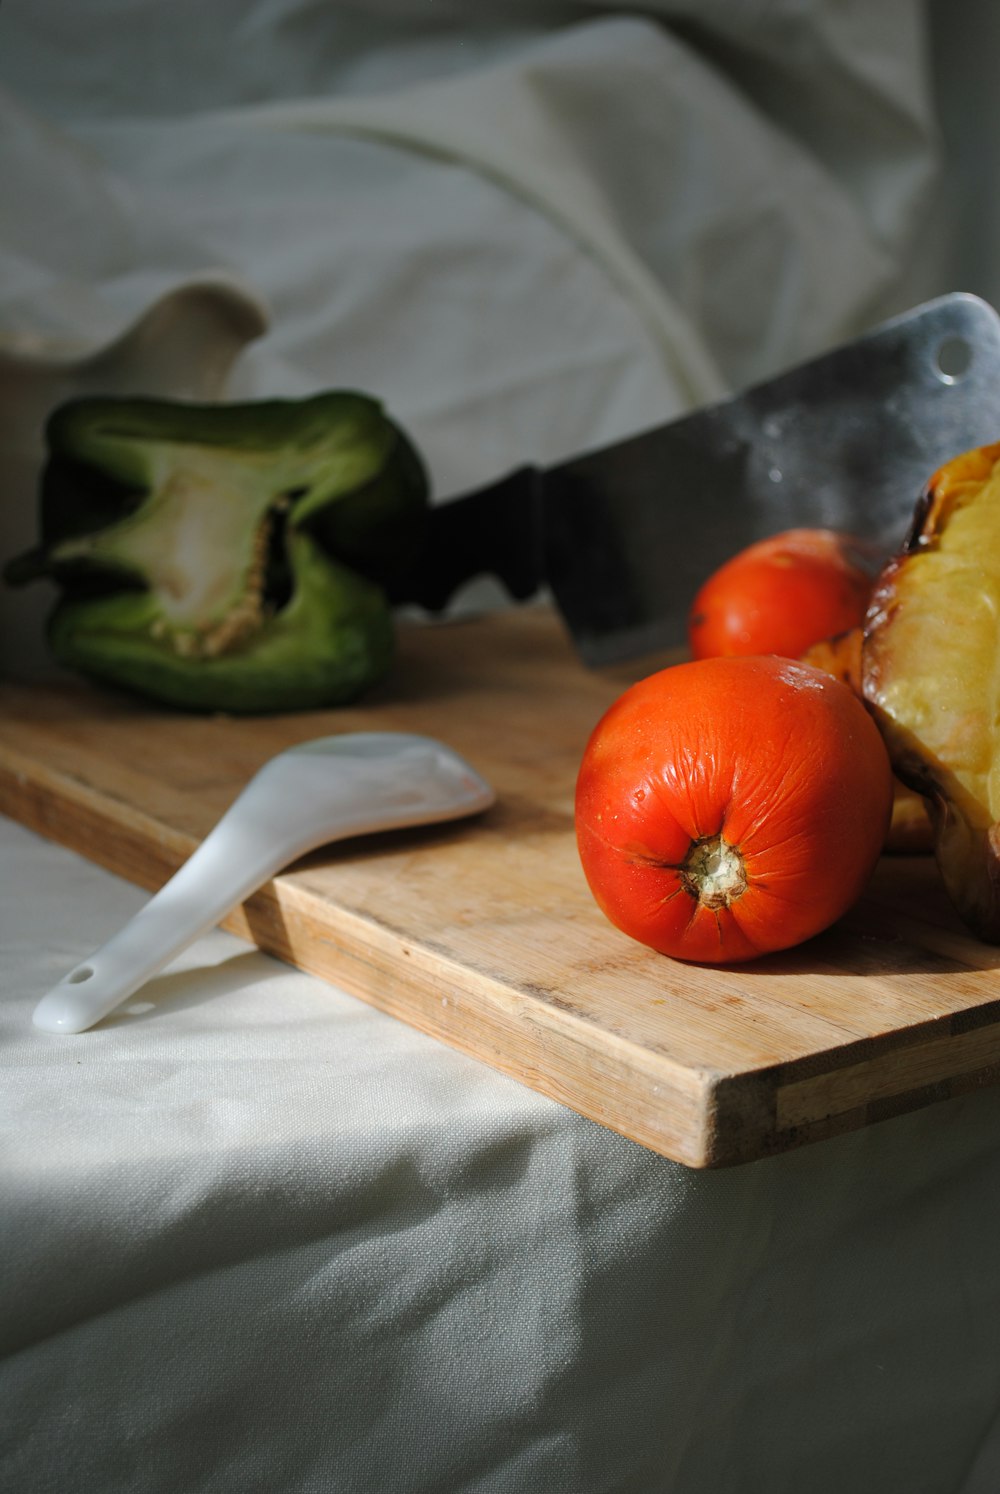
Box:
4 605 1000 1168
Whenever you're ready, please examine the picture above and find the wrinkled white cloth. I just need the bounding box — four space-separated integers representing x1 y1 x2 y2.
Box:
7 817 1000 1493
0 0 946 673
5 3 1000 1490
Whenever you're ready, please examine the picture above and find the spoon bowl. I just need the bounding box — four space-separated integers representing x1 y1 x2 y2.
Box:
32 732 494 1035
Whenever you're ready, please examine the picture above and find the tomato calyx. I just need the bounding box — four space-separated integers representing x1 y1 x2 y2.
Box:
679 834 747 911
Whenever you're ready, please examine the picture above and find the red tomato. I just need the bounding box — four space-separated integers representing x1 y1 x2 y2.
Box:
575 654 893 963
687 528 871 660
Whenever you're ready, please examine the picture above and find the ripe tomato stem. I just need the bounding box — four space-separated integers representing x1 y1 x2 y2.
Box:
680 834 747 910
575 655 894 962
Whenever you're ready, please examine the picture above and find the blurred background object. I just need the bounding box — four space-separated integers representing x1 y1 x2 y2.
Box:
0 0 982 677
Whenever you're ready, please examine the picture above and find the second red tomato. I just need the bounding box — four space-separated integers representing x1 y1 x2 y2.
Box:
687 528 871 660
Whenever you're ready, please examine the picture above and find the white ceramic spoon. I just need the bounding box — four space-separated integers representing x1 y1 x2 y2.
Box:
33 732 494 1035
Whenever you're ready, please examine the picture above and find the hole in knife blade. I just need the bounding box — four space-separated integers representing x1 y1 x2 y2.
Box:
66 965 94 984
934 335 972 384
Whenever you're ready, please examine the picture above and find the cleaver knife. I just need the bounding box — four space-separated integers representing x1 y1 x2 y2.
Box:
389 293 1000 666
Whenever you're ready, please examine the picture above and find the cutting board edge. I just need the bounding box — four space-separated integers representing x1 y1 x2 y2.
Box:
0 741 193 892
0 738 722 1168
8 740 1000 1168
232 873 727 1169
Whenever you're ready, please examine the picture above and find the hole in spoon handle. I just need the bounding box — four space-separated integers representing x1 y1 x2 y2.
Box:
32 816 290 1033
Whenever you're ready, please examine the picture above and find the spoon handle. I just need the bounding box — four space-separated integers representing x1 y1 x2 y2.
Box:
32 800 299 1035
31 731 494 1036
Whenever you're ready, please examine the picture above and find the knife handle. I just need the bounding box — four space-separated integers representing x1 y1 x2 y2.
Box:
387 465 544 612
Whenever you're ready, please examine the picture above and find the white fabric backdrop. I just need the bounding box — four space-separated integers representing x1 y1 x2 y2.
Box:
0 0 948 675
4 3 1000 1490
7 815 1000 1492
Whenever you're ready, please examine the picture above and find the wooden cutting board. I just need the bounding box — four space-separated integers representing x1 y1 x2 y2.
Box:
4 605 1000 1168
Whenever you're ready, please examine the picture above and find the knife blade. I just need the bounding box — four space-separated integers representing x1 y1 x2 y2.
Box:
389 293 1000 666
